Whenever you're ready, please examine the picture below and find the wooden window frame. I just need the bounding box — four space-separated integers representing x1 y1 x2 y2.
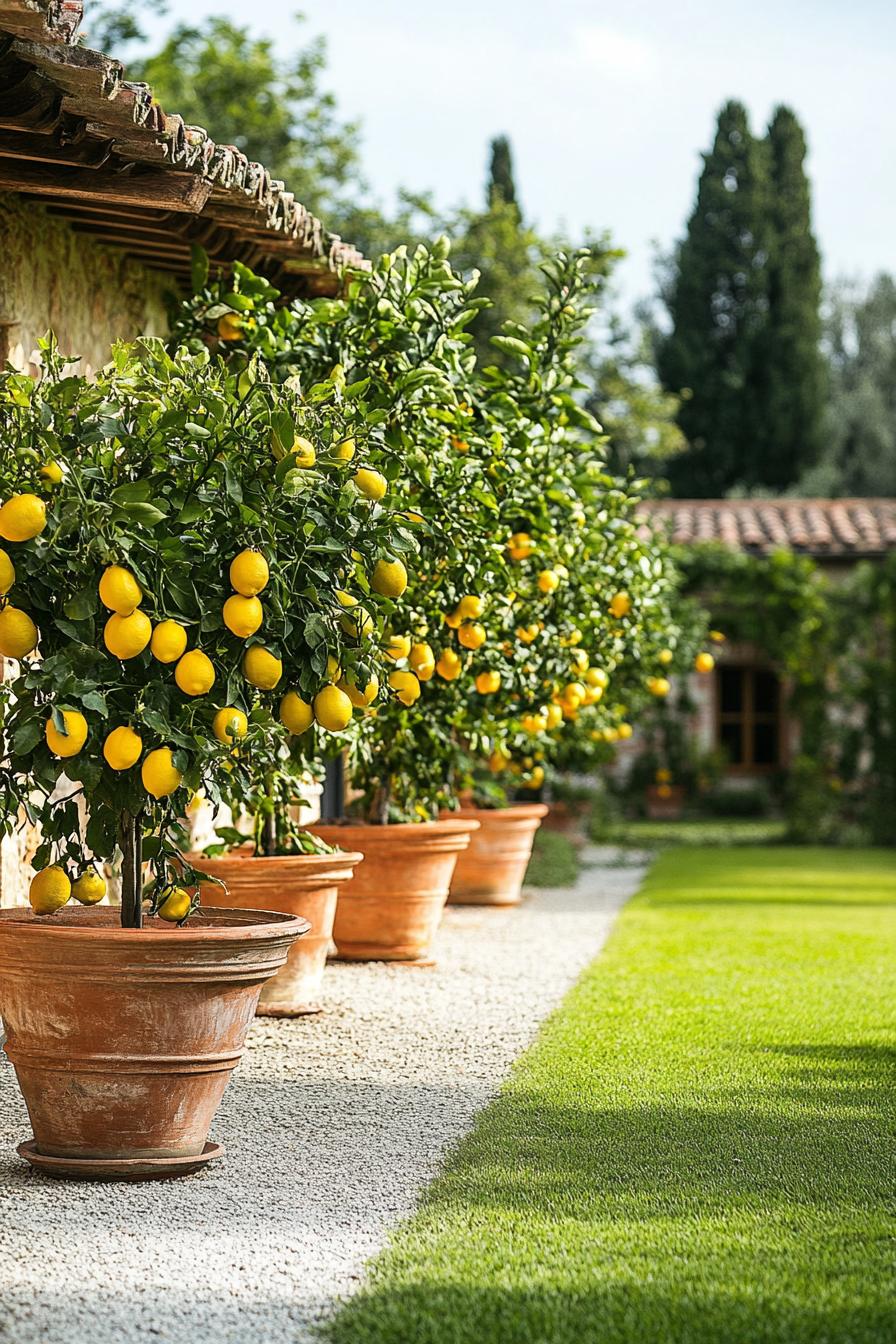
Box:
714 664 784 775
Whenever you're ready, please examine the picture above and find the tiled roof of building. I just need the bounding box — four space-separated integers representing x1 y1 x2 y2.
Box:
0 0 364 297
640 498 896 559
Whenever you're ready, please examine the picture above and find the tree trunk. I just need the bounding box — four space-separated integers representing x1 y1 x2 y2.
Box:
118 810 143 929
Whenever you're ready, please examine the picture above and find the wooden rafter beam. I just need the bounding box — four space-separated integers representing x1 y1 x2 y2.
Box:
0 160 212 211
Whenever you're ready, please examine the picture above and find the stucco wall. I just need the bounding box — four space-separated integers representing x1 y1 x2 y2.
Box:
0 192 171 375
1 194 172 907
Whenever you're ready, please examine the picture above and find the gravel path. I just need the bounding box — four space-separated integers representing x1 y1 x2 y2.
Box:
0 847 647 1344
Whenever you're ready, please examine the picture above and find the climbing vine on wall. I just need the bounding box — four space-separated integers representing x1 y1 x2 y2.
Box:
675 544 896 844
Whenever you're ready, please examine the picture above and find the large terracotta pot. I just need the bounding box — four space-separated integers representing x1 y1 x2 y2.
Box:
646 783 685 820
0 905 306 1181
543 798 590 839
190 849 363 1015
447 803 549 906
307 819 478 962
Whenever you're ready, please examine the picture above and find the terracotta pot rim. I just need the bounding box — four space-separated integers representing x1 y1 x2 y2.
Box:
449 803 550 821
0 905 309 943
188 849 365 870
313 818 480 837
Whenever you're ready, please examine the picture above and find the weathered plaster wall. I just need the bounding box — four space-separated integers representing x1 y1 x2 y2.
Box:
0 192 171 375
0 194 172 907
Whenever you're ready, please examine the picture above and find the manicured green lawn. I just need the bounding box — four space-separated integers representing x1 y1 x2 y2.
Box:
524 828 580 888
328 847 896 1344
595 816 789 847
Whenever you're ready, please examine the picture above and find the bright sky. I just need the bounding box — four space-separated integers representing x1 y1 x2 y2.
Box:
137 0 895 305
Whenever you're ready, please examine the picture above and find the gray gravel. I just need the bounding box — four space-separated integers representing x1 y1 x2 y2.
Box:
0 846 646 1344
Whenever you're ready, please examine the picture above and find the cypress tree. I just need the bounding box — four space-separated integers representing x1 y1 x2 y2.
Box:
487 136 520 217
657 102 770 495
754 106 826 487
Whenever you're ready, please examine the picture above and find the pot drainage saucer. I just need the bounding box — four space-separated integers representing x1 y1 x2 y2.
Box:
16 1139 224 1182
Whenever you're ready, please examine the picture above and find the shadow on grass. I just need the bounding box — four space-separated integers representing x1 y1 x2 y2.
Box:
328 1043 896 1344
330 1282 896 1344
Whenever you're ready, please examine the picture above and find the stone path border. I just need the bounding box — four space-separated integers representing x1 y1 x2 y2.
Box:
0 847 647 1344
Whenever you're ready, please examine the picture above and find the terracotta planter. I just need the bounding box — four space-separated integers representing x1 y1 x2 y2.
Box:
0 905 306 1180
542 799 590 838
646 784 686 820
190 849 363 1015
307 819 478 962
447 803 549 906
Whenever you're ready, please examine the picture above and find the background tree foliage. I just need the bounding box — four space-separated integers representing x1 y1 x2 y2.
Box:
657 101 825 496
800 275 896 497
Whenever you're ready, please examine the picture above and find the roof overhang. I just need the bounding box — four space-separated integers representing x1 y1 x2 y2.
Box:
0 0 366 297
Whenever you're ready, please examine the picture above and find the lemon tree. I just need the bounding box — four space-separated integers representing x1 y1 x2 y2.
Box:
0 337 406 925
173 246 701 818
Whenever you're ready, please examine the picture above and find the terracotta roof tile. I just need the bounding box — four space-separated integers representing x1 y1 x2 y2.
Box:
639 499 896 558
0 0 365 296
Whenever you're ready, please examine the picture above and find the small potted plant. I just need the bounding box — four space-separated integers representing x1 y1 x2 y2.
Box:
0 335 399 1178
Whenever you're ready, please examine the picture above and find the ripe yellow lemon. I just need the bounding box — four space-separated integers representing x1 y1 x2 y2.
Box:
30 866 71 915
0 548 14 595
150 620 188 664
40 460 63 486
371 558 408 598
0 493 46 542
695 652 715 674
658 648 674 666
333 437 355 461
290 436 316 468
141 747 182 799
388 669 421 706
489 747 510 773
98 564 142 615
585 667 609 690
213 707 248 744
230 549 269 597
103 725 142 770
444 609 462 629
243 645 282 690
280 691 314 734
409 642 435 681
217 313 244 342
475 670 501 694
223 594 263 638
529 765 545 789
338 674 379 708
617 723 633 740
72 870 106 905
609 591 631 619
516 624 539 645
545 704 564 730
648 676 671 698
104 610 152 660
45 709 88 758
456 595 483 620
522 712 548 734
563 681 587 707
436 648 462 681
538 569 560 594
175 650 216 696
0 605 38 659
336 592 374 639
354 468 387 501
570 649 589 674
157 886 192 922
507 532 534 562
458 622 486 651
314 684 353 732
709 630 726 643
